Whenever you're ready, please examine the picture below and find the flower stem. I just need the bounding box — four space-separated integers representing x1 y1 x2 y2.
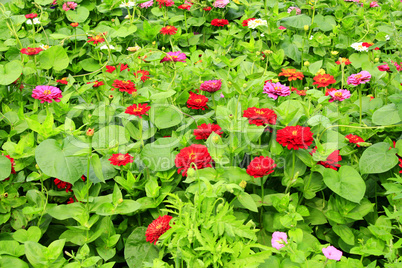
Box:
138 117 144 148
359 86 363 125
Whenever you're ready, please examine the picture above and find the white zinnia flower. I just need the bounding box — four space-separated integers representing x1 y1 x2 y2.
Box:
26 18 40 25
385 35 390 41
100 44 115 50
248 19 267 29
40 44 51 50
351 42 368 52
120 1 136 8
309 35 313 40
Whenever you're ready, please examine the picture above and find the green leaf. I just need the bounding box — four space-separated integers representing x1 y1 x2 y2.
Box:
323 166 365 203
140 137 179 171
91 154 105 183
150 90 176 101
66 7 90 23
124 227 159 268
0 256 29 268
0 240 24 256
0 60 22 85
38 45 69 71
237 192 258 212
149 105 183 129
35 137 87 184
314 15 336 32
79 58 100 72
280 14 312 29
333 224 355 245
359 142 399 174
13 226 42 243
0 154 11 180
92 125 130 150
145 176 160 198
372 104 401 126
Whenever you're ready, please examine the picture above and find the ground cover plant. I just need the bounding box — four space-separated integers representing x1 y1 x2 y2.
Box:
0 0 402 267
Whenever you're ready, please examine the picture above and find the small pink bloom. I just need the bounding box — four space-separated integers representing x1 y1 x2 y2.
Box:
161 51 187 63
370 1 379 7
63 1 77 11
287 6 301 14
271 232 288 250
32 85 63 103
328 89 351 102
263 82 290 100
347 71 371 86
140 0 154 8
213 0 229 8
377 64 390 72
278 26 287 30
322 245 343 261
200 79 222 93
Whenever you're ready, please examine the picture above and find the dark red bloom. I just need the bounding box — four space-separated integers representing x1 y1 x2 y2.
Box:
134 70 150 82
311 147 342 171
146 215 173 244
175 144 213 176
20 47 43 55
203 6 212 11
374 47 380 50
106 65 116 73
54 179 73 193
276 125 314 150
5 155 16 175
160 25 178 35
246 156 276 178
112 79 136 94
87 80 104 87
345 134 365 147
243 107 277 126
108 153 134 166
87 35 105 44
118 63 130 72
211 19 229 27
242 18 256 27
312 74 336 88
187 92 208 110
125 103 151 118
178 3 192 10
56 78 68 85
399 158 402 174
25 13 38 19
194 123 223 140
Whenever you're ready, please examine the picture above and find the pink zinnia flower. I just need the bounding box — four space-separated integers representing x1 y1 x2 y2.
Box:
62 1 77 11
271 232 288 250
287 6 301 14
213 0 229 8
370 1 379 7
263 82 290 100
347 71 371 86
161 51 187 63
200 79 222 93
377 64 390 72
32 85 63 103
278 26 286 30
140 0 154 8
328 89 351 102
322 245 343 261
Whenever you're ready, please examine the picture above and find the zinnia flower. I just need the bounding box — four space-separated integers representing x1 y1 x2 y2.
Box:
87 80 104 87
178 1 192 10
276 125 314 150
347 71 371 86
312 74 336 88
175 144 213 176
140 0 154 8
242 18 256 27
243 107 277 126
26 18 40 25
263 82 290 100
287 6 301 14
311 147 341 171
328 89 351 102
248 19 267 29
278 68 304 81
335 58 351 65
203 6 212 11
108 153 134 166
322 245 343 261
134 70 150 82
160 26 178 35
62 1 77 11
57 78 68 85
112 80 136 94
211 19 229 27
187 92 208 110
278 26 286 30
125 103 151 118
200 79 222 93
213 0 229 8
161 51 187 63
351 42 369 52
32 85 63 103
120 1 136 8
345 134 365 147
156 0 174 8
370 1 379 7
106 65 116 73
246 156 276 178
194 123 223 140
146 215 173 244
70 22 79 27
54 178 73 192
25 13 38 19
271 232 288 250
87 35 105 44
21 47 43 55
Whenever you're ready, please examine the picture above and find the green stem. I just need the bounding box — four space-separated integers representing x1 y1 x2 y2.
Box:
341 63 345 89
359 86 363 125
85 137 92 212
138 117 144 148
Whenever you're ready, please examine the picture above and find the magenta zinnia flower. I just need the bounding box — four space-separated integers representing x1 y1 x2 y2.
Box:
322 245 343 261
213 0 229 8
161 51 187 63
287 6 301 14
370 1 379 7
263 82 290 100
328 89 351 102
200 79 222 93
32 85 63 103
140 0 154 8
271 232 288 250
347 71 371 86
62 1 77 11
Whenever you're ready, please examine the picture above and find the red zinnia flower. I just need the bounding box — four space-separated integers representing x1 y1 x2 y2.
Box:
276 125 314 150
242 18 256 27
335 58 351 65
25 13 38 19
156 0 174 8
211 19 229 27
21 47 43 55
246 156 276 178
294 89 307 96
345 134 365 147
204 6 212 11
106 65 116 73
134 70 150 82
5 155 16 175
54 178 73 193
112 80 136 94
160 26 178 35
194 123 223 140
178 3 192 10
87 35 105 44
125 103 151 118
146 215 173 244
187 92 208 110
87 80 104 87
56 77 68 85
278 68 304 81
325 88 336 96
70 22 79 27
118 63 129 72
243 107 277 126
175 144 213 176
312 74 336 88
108 153 134 166
310 147 341 171
362 42 374 48
399 158 402 174
374 47 380 50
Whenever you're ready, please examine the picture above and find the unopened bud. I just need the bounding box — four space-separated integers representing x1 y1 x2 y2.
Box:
152 41 156 45
118 198 123 204
304 61 310 66
331 51 339 55
111 19 115 22
86 128 94 137
304 25 309 31
187 168 195 177
374 58 379 62
162 47 165 50
35 164 39 170
243 83 247 88
109 94 114 99
3 193 8 198
256 52 261 56
212 135 219 144
239 180 247 189
88 114 92 119
228 114 234 120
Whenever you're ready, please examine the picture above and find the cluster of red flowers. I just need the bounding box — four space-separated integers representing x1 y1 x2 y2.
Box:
310 147 342 171
312 74 336 88
134 70 150 82
187 92 208 110
87 80 104 87
25 13 38 19
276 125 314 150
156 0 174 8
278 68 304 81
178 2 192 10
56 77 68 85
291 87 307 96
54 175 86 193
243 107 277 126
109 153 134 166
146 215 173 244
345 134 365 147
335 58 352 65
194 123 223 140
70 22 79 27
246 156 276 178
211 19 229 27
106 63 129 73
21 47 43 55
125 103 151 118
111 79 136 94
203 6 212 11
175 144 212 176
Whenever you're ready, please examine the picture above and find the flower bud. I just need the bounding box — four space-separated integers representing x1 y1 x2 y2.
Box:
212 135 219 144
152 41 156 45
272 78 279 83
86 128 94 137
239 180 247 189
111 19 115 22
35 164 39 170
88 114 92 119
187 167 195 177
316 69 326 75
304 25 309 31
243 83 247 88
3 192 8 198
109 94 114 99
228 114 234 120
304 61 310 66
331 51 339 55
374 57 379 62
162 47 165 50
118 198 123 204
256 52 260 56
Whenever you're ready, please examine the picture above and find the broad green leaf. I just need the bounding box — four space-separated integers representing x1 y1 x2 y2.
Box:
0 154 11 180
13 226 42 243
0 60 22 85
333 224 355 245
91 153 105 183
140 137 179 171
314 15 336 32
149 105 183 129
238 192 258 212
372 104 401 126
0 240 24 256
66 7 90 23
0 256 29 268
92 125 130 150
359 142 399 174
79 58 100 72
280 14 312 29
124 227 159 268
38 45 69 71
323 166 365 203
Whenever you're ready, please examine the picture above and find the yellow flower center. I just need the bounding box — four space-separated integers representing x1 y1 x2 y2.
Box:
43 90 52 95
292 131 298 136
334 92 342 97
117 155 126 161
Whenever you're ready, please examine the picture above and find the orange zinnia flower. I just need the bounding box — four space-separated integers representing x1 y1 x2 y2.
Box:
312 74 336 88
160 26 178 35
278 68 304 81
